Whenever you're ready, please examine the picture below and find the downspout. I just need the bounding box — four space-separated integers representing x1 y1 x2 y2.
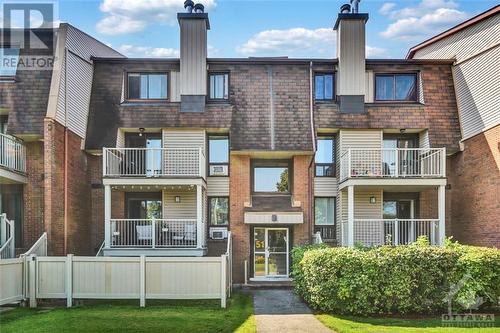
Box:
63 47 68 254
308 61 316 242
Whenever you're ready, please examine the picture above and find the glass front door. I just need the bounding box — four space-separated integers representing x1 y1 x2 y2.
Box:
254 228 289 278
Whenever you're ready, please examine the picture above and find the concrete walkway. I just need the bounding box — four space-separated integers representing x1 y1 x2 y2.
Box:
252 289 333 333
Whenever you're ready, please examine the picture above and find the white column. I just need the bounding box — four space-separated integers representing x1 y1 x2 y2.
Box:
104 185 111 249
196 185 203 249
438 185 446 246
347 185 354 247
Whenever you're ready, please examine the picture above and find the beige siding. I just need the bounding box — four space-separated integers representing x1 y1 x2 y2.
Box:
170 71 181 102
207 177 229 196
364 70 374 103
337 20 366 96
163 189 197 219
48 24 124 139
339 188 383 220
116 129 125 148
452 46 500 139
339 129 383 152
412 14 500 140
419 130 430 149
163 130 206 153
314 177 338 196
180 20 207 96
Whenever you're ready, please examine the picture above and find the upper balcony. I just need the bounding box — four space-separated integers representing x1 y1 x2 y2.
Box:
0 133 27 183
103 147 206 181
339 148 446 187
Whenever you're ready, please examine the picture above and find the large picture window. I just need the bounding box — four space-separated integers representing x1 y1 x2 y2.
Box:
127 73 168 100
315 197 335 225
375 73 417 101
315 136 335 176
253 161 290 193
208 135 229 176
209 197 229 225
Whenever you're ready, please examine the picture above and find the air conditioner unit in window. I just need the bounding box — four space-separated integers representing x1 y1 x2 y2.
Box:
209 165 228 176
209 227 228 240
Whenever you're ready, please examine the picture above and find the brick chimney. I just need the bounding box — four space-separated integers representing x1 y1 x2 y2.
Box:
177 1 210 112
334 1 369 113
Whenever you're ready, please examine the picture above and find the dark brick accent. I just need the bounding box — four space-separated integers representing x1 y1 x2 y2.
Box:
448 125 500 248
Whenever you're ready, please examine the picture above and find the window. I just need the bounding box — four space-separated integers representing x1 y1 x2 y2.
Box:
315 197 335 225
0 48 20 79
375 74 417 101
209 73 229 100
315 136 335 176
209 197 229 225
127 73 168 100
0 116 8 134
314 73 334 101
208 136 229 176
253 161 290 193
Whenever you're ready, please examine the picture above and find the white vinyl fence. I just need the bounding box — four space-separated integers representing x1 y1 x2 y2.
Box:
0 233 232 308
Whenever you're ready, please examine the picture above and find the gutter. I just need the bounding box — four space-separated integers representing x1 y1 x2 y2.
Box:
308 61 316 243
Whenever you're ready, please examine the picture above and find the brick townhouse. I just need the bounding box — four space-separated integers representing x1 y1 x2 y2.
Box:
0 3 498 283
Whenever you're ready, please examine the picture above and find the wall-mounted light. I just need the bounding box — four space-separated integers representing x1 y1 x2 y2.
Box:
175 196 181 203
138 128 145 137
369 196 376 204
400 128 406 134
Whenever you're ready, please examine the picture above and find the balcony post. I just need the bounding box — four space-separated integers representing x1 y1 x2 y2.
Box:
441 148 446 177
347 149 351 178
438 185 446 246
152 218 156 249
196 184 203 249
198 147 204 178
102 148 107 177
347 185 354 247
394 149 399 177
104 185 111 248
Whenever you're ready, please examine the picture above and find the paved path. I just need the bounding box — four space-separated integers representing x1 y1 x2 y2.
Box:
252 289 333 333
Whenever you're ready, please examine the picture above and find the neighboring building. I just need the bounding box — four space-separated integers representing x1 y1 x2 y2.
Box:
0 24 124 255
407 5 500 248
6 2 492 284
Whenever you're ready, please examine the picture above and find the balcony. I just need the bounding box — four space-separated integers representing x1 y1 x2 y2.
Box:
103 147 206 179
340 148 446 183
341 219 440 247
0 133 26 183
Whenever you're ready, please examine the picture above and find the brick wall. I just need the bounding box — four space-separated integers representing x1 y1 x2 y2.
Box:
22 142 45 248
292 155 313 245
44 119 93 255
229 154 251 283
448 125 500 247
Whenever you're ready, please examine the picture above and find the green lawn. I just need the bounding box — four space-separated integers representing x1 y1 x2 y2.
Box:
316 314 500 333
0 293 255 333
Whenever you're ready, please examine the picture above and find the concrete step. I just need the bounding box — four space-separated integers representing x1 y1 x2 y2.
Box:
241 280 293 290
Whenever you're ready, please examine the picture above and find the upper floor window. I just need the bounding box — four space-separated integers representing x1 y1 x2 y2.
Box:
208 135 229 176
127 73 168 100
252 161 290 194
0 48 20 79
314 197 335 225
209 197 229 226
375 73 417 102
315 136 335 177
209 73 229 100
314 73 334 101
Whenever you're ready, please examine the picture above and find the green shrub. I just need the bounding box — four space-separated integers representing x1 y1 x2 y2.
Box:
292 241 500 315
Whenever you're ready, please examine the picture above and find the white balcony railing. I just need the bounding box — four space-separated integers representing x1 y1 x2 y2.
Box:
342 219 440 247
103 147 206 178
0 133 26 174
340 148 446 181
108 219 198 248
0 213 15 259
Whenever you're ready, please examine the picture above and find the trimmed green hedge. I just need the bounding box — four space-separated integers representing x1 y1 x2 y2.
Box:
292 239 500 315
